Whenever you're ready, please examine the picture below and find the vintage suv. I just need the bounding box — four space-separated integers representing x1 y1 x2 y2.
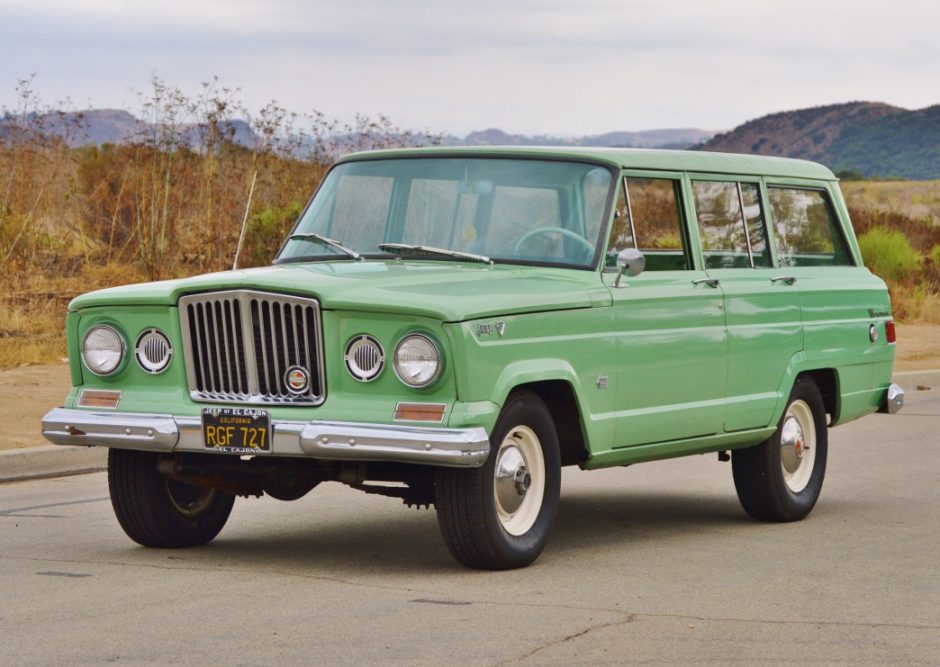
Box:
42 147 904 569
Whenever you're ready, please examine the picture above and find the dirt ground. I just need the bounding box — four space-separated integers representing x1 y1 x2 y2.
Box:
2 324 937 452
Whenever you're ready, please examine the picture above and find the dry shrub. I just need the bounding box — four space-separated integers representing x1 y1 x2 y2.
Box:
0 76 439 368
78 261 149 288
890 284 940 325
846 201 940 325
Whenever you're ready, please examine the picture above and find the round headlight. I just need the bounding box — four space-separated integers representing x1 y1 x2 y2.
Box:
394 334 440 388
345 335 385 382
82 325 125 376
135 329 173 374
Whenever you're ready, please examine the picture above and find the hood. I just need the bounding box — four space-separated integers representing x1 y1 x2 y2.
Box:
69 260 611 321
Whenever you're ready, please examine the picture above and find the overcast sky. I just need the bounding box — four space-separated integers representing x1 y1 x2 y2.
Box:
2 0 938 136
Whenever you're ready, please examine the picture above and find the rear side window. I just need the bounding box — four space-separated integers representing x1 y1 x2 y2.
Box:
607 177 690 271
768 187 854 267
692 181 770 269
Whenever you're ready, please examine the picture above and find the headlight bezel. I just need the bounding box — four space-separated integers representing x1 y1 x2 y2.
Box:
81 324 127 377
393 333 442 389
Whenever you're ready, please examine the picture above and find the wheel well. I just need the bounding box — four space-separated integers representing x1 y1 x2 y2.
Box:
511 380 587 466
798 369 838 421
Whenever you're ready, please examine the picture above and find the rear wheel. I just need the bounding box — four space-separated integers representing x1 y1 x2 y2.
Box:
732 378 828 521
435 391 561 569
109 449 234 547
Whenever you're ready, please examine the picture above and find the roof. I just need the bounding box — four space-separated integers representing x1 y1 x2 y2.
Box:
339 145 837 181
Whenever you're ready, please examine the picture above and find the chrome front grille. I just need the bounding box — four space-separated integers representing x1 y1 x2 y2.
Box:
178 290 325 405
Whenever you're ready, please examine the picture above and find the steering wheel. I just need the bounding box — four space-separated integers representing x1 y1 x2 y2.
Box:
512 226 595 258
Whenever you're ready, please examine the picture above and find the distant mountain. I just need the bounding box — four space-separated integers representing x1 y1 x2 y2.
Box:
0 109 716 152
14 103 940 178
448 127 716 149
0 108 258 149
699 102 940 179
48 108 145 144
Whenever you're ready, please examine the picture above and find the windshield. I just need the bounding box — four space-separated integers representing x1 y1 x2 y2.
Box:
276 157 615 268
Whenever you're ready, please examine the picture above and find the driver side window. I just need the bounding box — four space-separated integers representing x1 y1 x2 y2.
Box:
607 177 690 271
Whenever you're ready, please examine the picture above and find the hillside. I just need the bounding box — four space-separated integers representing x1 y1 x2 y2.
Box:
451 127 715 149
700 102 940 179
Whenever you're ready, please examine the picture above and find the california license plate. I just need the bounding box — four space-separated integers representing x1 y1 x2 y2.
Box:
202 408 272 453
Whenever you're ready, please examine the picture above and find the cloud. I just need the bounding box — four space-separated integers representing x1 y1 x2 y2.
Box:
1 0 939 134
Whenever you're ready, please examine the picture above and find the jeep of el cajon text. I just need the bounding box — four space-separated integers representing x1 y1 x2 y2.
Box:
42 147 904 569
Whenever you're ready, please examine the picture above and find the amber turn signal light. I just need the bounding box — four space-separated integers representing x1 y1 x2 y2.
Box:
394 402 446 423
77 389 121 409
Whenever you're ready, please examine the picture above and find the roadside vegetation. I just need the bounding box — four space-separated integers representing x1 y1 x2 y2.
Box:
1 78 938 368
0 77 438 367
845 181 940 324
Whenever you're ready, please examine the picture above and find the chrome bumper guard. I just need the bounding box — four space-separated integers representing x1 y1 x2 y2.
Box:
879 383 905 414
41 408 490 468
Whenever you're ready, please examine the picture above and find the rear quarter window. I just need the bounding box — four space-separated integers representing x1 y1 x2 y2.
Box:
767 187 854 267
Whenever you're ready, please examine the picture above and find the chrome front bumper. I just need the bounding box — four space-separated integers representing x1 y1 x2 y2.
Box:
41 408 490 468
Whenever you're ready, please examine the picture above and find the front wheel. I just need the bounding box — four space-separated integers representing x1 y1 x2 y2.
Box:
732 377 829 522
435 391 561 569
108 449 235 547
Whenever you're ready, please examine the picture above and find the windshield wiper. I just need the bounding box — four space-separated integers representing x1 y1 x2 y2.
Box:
289 233 363 261
378 243 493 265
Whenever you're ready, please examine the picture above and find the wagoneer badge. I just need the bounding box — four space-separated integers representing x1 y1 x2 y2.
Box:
477 321 506 337
285 366 310 394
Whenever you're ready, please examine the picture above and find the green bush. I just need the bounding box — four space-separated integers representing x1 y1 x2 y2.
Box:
929 244 940 266
244 200 305 266
857 227 922 282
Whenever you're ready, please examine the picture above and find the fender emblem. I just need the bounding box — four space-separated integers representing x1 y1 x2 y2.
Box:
477 321 506 337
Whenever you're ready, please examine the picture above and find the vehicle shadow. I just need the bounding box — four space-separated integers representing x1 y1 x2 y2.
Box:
125 487 769 575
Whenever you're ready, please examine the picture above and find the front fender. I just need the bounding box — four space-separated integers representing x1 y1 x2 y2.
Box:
491 358 583 408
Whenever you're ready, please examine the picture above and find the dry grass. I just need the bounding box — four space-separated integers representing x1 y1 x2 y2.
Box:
890 285 940 325
0 299 69 368
842 180 940 227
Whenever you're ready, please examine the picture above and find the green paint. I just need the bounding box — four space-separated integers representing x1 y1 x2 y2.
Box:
60 147 895 468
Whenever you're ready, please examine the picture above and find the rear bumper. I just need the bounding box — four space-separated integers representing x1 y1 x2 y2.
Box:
41 407 490 468
878 383 905 414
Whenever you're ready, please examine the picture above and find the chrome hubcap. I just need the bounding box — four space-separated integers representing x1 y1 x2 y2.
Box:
493 426 545 536
495 446 528 514
780 399 816 493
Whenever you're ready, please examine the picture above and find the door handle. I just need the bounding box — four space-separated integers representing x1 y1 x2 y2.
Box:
691 278 720 288
770 276 798 285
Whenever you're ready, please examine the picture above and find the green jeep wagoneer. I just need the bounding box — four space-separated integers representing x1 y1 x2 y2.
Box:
42 147 904 569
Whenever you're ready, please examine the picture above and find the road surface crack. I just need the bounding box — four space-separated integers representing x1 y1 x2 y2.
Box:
493 614 636 666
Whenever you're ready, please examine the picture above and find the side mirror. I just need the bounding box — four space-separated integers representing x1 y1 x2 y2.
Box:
614 248 645 287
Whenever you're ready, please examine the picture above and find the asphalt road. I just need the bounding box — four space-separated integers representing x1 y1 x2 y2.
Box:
2 389 939 666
